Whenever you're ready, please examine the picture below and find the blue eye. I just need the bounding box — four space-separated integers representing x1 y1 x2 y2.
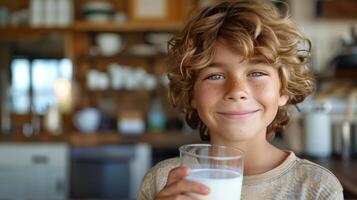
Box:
249 72 266 77
206 74 224 80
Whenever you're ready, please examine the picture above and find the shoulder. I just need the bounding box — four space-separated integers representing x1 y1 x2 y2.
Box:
295 157 342 188
138 157 180 200
293 157 344 199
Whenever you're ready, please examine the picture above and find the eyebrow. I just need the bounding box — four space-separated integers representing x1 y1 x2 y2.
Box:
249 57 269 65
206 62 229 68
207 59 268 68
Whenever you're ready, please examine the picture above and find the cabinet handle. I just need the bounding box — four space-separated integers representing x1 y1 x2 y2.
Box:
31 155 49 164
56 178 65 194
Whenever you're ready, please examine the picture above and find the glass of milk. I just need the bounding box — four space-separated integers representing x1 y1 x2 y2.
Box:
179 144 245 200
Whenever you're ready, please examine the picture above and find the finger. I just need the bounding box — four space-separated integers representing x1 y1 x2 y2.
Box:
161 179 209 197
156 194 195 200
166 167 191 185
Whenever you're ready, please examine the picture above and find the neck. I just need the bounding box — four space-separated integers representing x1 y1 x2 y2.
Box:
210 132 288 176
242 141 287 175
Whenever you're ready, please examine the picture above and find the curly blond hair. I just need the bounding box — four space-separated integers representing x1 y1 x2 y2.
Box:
167 0 315 140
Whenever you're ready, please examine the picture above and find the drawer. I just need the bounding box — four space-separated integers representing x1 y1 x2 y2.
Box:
0 143 69 166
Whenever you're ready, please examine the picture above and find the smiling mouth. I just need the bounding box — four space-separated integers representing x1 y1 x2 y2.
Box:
217 110 259 119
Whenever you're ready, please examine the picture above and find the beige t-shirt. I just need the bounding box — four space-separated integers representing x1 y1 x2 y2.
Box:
138 152 343 200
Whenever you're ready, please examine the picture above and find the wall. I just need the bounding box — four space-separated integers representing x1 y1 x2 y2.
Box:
290 0 357 73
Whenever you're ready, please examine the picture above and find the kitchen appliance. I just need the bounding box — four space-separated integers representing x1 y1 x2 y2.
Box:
70 144 151 199
341 89 357 159
332 121 357 158
331 26 357 77
333 48 357 70
328 88 357 159
352 124 357 157
304 101 332 157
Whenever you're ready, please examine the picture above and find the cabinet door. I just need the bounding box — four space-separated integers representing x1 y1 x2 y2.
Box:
31 165 68 198
0 165 35 198
0 143 69 199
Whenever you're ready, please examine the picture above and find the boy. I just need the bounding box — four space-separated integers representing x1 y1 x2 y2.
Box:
139 1 343 199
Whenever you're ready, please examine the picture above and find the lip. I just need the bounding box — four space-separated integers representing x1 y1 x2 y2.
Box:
217 109 259 119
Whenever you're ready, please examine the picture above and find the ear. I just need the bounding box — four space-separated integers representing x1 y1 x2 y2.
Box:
278 94 289 106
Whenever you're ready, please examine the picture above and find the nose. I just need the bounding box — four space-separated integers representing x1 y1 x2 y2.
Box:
223 79 248 101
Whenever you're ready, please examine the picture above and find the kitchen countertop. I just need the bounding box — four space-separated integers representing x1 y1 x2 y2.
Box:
1 133 356 197
0 131 202 148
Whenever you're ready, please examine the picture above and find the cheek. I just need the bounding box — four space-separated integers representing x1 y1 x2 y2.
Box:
192 90 210 124
192 84 219 111
193 88 210 109
254 82 281 106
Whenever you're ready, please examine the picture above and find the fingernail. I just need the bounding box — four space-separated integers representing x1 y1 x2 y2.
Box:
200 186 209 193
185 167 191 175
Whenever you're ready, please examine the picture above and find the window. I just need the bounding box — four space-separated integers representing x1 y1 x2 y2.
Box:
11 58 72 114
11 59 31 113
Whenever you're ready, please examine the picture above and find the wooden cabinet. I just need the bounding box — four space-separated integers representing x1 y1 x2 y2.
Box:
0 143 69 199
316 0 357 18
66 1 198 134
0 0 206 135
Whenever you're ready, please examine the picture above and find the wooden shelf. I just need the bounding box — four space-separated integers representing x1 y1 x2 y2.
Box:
84 89 150 93
316 0 357 18
0 20 182 39
316 69 357 82
73 21 183 32
0 26 71 38
79 52 167 61
69 131 201 147
0 131 202 148
0 133 67 143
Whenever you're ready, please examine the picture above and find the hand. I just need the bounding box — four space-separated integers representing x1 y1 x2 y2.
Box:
154 167 210 200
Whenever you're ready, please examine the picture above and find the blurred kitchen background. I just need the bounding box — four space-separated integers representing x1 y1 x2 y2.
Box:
0 0 356 199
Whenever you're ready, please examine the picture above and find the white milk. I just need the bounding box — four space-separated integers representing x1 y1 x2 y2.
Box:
186 168 243 200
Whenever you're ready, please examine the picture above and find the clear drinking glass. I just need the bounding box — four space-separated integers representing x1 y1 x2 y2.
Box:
179 144 245 200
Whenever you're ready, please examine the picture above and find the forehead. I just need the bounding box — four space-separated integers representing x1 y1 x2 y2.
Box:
211 40 271 67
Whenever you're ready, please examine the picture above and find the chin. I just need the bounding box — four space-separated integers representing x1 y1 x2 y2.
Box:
210 127 260 143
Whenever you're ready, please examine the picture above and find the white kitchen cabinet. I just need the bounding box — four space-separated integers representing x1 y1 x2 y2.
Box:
0 143 69 200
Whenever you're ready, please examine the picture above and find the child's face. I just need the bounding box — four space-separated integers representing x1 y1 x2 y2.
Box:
191 40 288 144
